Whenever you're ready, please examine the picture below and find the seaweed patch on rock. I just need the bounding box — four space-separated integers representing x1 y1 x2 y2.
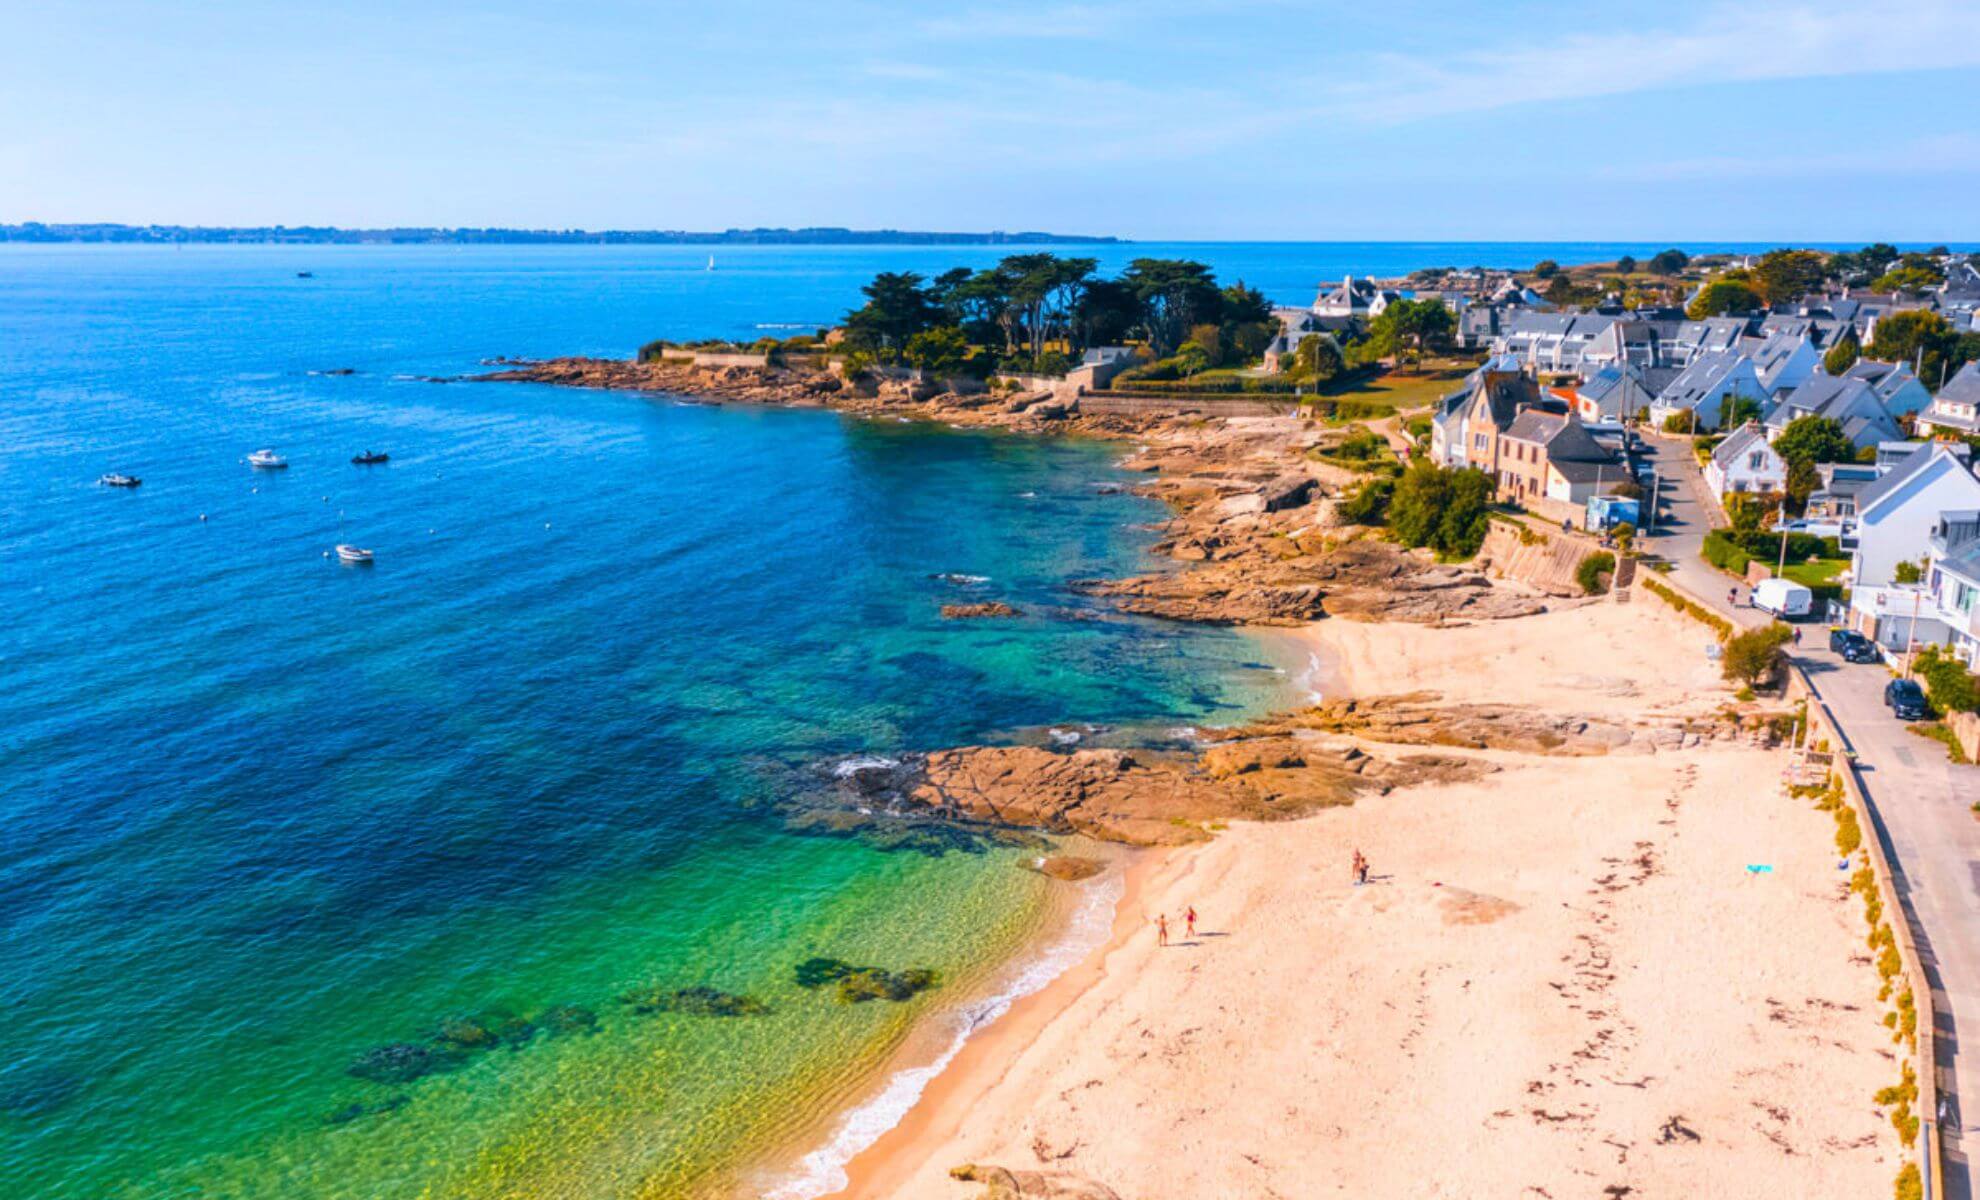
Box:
434 1011 536 1052
793 957 940 1004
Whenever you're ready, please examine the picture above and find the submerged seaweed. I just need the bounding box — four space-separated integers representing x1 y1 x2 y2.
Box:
793 957 940 1004
433 1011 536 1052
535 1004 600 1036
346 1042 466 1085
620 985 771 1018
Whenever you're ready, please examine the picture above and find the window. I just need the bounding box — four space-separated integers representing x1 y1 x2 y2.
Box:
1748 452 1767 470
1956 582 1976 615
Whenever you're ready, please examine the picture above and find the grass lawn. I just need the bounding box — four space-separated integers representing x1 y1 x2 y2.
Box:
1311 365 1473 413
1781 558 1847 586
1782 557 1849 603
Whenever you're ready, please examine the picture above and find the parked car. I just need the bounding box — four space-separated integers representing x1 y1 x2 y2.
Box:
1884 678 1928 721
1751 578 1813 620
1827 628 1879 663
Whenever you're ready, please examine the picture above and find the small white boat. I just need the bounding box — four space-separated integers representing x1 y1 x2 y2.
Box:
99 473 142 488
706 254 716 271
335 544 374 565
247 449 288 469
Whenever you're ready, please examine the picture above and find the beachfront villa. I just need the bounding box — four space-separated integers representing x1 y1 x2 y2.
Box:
1846 442 1980 652
1704 421 1787 498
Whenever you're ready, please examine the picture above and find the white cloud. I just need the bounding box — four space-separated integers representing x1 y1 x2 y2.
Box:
1595 133 1980 183
1327 1 1980 123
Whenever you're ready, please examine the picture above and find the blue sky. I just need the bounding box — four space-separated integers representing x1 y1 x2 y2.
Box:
4 0 1978 239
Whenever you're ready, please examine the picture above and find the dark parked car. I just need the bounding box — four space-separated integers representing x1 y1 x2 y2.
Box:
1829 628 1880 664
1885 678 1929 721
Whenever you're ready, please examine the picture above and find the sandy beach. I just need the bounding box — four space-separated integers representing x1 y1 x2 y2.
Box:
835 598 1903 1199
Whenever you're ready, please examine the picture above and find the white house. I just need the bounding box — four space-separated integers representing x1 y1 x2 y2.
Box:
1312 276 1397 322
1917 361 1980 438
1704 421 1787 497
1927 540 1980 666
1847 442 1980 650
1648 351 1769 432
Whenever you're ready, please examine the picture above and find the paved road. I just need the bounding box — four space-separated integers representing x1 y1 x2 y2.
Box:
1800 644 1980 1194
1637 435 1765 628
1637 433 1980 1191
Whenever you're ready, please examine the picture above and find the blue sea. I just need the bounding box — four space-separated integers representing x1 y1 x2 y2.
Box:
0 239 1798 1198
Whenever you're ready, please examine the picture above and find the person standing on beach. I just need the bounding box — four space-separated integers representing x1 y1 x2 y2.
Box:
1185 906 1197 939
1156 913 1169 947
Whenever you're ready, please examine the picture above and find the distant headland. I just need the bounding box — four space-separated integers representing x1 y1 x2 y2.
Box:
0 223 1121 246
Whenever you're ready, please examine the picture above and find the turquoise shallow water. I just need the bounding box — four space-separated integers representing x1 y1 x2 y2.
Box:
0 245 1305 1198
3 240 1806 1196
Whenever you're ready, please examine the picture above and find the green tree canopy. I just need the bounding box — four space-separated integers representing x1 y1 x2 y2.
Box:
1868 310 1955 382
1363 298 1455 369
1822 328 1861 374
1533 259 1561 278
1773 415 1855 467
1121 259 1222 357
1388 462 1493 558
1752 249 1830 306
1294 333 1344 381
904 325 971 377
844 272 938 355
1615 255 1638 274
1219 281 1272 324
1872 265 1944 297
1648 248 1690 275
1687 278 1761 319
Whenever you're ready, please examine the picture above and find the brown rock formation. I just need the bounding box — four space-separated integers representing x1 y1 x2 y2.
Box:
949 1164 1121 1200
942 601 1022 619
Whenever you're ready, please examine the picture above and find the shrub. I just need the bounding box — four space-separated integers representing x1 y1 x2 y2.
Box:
1836 806 1863 856
1662 411 1698 434
1331 428 1390 461
1576 550 1616 595
1896 1162 1922 1200
1721 622 1794 688
1338 477 1394 525
1914 645 1980 715
1388 462 1493 559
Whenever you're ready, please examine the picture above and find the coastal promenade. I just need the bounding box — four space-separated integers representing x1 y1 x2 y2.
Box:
1647 431 1978 1198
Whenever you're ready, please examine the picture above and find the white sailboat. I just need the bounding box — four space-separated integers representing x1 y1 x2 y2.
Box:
706 254 716 272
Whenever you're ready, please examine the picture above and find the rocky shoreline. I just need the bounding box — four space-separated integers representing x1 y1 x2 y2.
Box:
480 354 1720 853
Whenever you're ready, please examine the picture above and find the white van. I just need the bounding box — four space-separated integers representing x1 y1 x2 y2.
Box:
1751 577 1813 620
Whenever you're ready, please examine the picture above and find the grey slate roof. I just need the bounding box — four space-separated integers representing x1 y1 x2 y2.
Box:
1855 442 1975 517
1658 350 1753 412
1940 361 1980 405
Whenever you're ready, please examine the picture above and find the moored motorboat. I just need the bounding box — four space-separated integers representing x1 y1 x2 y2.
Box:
351 450 390 465
247 449 288 469
335 544 374 565
99 473 142 488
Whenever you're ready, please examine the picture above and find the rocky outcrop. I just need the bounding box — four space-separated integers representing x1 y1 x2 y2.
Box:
818 740 1488 847
1082 540 1545 626
1230 692 1637 756
949 1164 1121 1200
942 601 1022 619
